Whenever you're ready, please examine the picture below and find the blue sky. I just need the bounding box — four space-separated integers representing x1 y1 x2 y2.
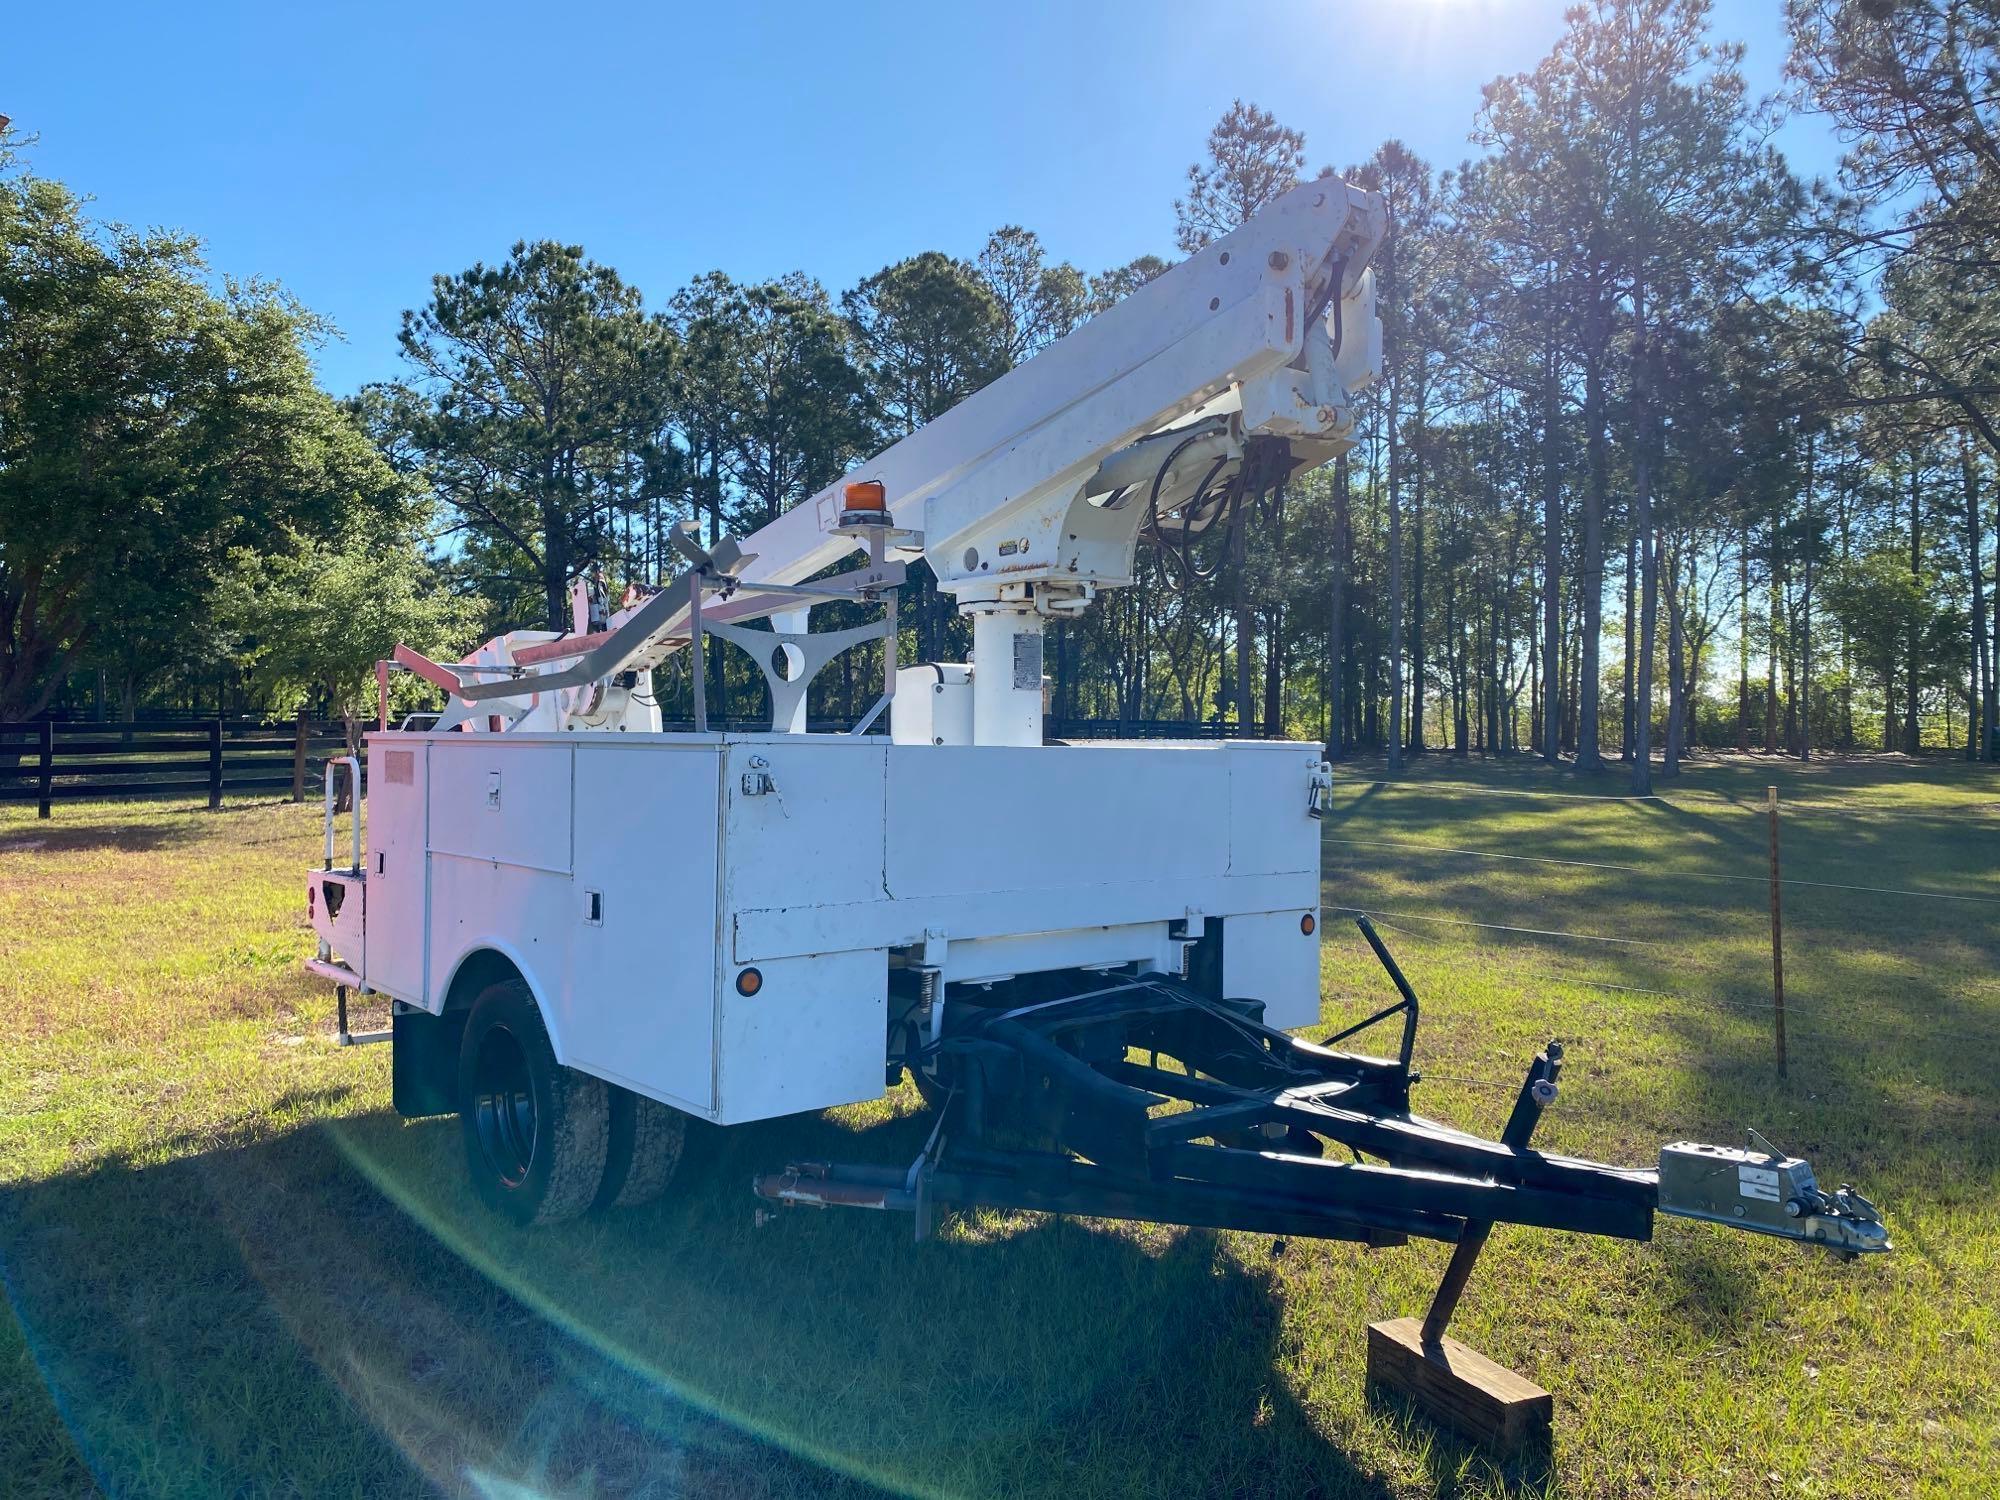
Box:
8 1 1839 396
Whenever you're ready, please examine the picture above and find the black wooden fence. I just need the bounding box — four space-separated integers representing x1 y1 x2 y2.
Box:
0 718 350 818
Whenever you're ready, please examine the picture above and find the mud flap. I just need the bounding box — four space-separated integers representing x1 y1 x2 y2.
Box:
392 1005 467 1117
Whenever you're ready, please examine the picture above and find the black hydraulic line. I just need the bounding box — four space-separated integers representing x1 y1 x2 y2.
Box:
1170 458 1238 586
1174 456 1235 535
1305 255 1348 353
1141 431 1212 590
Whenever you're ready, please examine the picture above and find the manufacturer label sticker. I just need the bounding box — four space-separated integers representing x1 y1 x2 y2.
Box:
1013 632 1044 691
1738 1164 1781 1202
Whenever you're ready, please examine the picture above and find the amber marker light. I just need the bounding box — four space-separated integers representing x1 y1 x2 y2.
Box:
736 967 763 996
1301 913 1317 935
842 479 886 511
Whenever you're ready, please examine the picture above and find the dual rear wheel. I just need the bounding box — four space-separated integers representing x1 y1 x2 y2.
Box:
456 979 689 1225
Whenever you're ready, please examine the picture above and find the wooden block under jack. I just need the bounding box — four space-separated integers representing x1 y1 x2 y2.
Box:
1366 1317 1553 1459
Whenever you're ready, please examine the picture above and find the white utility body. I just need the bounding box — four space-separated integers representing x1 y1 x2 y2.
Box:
309 174 1385 1132
322 732 1324 1124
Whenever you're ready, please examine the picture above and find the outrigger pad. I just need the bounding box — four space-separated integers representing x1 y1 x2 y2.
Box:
1366 1317 1552 1460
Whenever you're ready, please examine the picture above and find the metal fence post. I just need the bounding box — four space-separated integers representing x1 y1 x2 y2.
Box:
291 708 308 803
208 719 224 811
1767 785 1786 1078
37 720 52 820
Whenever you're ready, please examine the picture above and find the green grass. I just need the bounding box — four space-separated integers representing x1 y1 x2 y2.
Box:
2 754 1996 1498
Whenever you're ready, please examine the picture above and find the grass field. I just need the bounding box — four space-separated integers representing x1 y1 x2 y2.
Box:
2 753 1996 1498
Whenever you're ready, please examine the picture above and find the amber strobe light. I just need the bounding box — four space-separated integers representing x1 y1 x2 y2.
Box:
736 967 763 996
1301 913 1316 935
842 479 886 511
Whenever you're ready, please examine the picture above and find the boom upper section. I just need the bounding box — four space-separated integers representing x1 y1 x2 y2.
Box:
427 175 1386 733
737 173 1385 612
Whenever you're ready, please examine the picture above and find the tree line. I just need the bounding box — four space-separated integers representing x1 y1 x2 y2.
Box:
4 0 1995 785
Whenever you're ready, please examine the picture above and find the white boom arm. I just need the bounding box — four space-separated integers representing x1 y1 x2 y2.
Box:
437 175 1386 736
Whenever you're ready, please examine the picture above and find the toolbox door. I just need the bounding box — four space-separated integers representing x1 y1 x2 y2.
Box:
361 735 428 1004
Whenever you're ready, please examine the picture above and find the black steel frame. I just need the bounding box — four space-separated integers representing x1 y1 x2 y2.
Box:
754 920 1665 1328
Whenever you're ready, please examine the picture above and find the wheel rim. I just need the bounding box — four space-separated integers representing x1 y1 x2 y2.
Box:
470 1023 537 1189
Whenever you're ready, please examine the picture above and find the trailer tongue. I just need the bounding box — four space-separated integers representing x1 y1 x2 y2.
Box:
753 919 1888 1346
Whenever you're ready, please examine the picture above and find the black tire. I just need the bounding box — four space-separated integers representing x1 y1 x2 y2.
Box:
456 979 608 1225
595 1087 688 1210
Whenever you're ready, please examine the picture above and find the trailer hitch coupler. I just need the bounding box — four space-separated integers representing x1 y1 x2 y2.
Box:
1655 1139 1890 1256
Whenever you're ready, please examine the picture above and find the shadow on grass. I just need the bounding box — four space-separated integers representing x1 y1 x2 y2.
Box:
0 817 223 857
1362 1386 1554 1499
2 1100 1409 1499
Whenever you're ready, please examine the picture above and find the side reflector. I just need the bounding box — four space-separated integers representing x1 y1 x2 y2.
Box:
736 967 763 997
842 479 886 511
1301 913 1316 936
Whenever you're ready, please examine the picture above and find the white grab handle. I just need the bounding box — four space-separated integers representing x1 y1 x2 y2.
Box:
323 755 362 872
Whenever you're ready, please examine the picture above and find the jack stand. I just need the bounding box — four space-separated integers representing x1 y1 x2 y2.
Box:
333 984 391 1048
1367 1042 1564 1461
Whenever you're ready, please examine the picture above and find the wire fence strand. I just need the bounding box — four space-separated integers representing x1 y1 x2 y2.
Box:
1325 904 1668 949
1321 911 2000 1051
1325 835 2000 908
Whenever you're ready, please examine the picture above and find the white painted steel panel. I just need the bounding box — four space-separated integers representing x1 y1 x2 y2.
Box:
890 663 972 746
1223 909 1323 1031
1227 743 1322 876
883 745 1230 899
723 739 885 916
940 923 1175 986
566 743 721 1113
427 739 573 873
360 734 428 1003
426 855 575 1052
716 948 886 1123
732 871 1311 963
312 869 366 969
736 864 1312 956
372 731 1328 1128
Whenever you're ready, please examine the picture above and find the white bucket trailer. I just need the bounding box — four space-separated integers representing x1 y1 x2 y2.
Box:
305 176 1885 1367
310 175 1388 1199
